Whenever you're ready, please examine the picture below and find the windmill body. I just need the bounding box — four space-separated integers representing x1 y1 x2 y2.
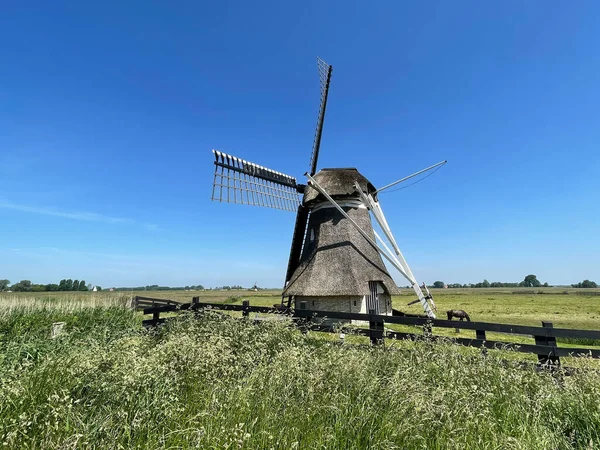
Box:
283 168 398 315
211 58 441 318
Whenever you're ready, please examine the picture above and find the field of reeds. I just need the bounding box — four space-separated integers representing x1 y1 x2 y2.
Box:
1 291 600 448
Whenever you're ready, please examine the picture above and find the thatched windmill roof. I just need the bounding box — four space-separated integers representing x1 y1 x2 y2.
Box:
302 168 378 205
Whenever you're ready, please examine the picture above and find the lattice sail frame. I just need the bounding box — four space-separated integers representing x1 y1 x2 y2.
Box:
211 150 301 212
309 57 333 176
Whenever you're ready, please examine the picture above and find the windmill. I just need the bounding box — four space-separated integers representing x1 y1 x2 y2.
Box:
211 58 444 318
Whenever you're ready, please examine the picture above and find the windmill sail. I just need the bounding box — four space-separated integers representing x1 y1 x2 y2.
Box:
285 58 333 289
211 150 301 211
308 57 333 176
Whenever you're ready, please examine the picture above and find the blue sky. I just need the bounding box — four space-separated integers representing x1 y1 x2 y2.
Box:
1 1 599 288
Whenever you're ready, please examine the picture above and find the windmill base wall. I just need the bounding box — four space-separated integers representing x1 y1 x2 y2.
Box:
294 295 392 325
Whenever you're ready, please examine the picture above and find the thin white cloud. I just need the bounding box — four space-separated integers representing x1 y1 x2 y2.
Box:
0 200 159 230
2 246 210 275
8 246 140 260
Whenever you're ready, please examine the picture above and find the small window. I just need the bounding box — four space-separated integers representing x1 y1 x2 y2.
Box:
353 300 357 307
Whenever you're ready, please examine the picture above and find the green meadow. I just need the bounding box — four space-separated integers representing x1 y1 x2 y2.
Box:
1 289 599 448
7 286 599 329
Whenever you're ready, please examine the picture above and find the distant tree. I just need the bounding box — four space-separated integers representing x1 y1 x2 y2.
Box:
96 286 102 291
11 280 32 292
520 274 541 288
58 279 67 291
45 283 60 291
572 280 598 288
79 280 88 291
543 282 549 287
432 281 445 289
0 279 9 291
481 279 490 288
490 281 519 288
65 279 73 291
72 280 80 291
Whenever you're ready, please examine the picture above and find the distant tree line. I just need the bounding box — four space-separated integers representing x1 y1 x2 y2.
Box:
214 285 244 291
442 281 524 288
571 280 598 288
110 285 264 291
210 285 270 290
427 274 550 289
0 279 92 292
114 284 205 291
66 284 258 291
425 274 597 289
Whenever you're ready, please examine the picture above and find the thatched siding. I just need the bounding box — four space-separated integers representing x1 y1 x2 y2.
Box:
283 205 400 297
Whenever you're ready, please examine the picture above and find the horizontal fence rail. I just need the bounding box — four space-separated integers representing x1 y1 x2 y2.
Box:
133 296 182 309
135 297 600 364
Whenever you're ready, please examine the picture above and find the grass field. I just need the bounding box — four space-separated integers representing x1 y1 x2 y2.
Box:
6 287 600 347
1 289 600 448
7 287 600 329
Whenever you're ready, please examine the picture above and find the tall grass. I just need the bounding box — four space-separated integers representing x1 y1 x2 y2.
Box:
1 306 600 449
0 294 131 315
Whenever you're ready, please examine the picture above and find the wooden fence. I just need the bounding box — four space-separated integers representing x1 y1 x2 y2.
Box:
132 295 182 309
136 296 600 365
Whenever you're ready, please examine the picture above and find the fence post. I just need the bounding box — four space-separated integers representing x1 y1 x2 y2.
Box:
192 296 199 310
475 329 488 356
242 300 250 318
534 321 560 366
369 309 384 345
153 311 160 325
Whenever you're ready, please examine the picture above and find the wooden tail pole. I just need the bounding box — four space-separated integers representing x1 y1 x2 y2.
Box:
306 173 436 320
